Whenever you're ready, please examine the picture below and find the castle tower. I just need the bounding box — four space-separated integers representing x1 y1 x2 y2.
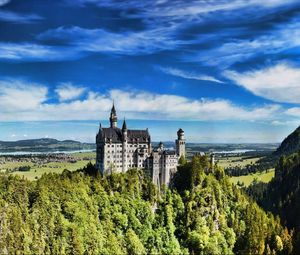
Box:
96 122 104 173
110 103 118 128
122 119 128 173
176 128 186 158
158 141 164 151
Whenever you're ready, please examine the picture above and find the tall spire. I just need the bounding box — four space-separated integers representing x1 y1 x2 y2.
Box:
122 118 127 131
110 102 118 128
111 100 116 114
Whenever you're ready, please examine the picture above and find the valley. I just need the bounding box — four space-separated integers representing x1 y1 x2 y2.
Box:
0 140 277 187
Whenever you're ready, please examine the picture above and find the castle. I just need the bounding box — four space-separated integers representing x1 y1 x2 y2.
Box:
96 104 185 187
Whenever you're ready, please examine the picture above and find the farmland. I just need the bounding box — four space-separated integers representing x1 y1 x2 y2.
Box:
229 168 275 187
0 152 95 181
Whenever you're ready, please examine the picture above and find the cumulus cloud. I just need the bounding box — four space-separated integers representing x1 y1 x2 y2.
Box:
285 107 300 117
158 66 224 83
55 83 86 102
0 80 282 122
0 80 48 112
108 89 280 121
224 63 300 104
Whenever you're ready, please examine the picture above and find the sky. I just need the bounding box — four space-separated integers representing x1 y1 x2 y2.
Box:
1 0 300 143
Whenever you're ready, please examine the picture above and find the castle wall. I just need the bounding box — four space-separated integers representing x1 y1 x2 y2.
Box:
96 105 185 187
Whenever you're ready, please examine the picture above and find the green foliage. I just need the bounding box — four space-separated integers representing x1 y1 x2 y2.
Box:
248 151 300 253
18 165 31 172
0 157 293 254
173 155 293 255
178 155 187 165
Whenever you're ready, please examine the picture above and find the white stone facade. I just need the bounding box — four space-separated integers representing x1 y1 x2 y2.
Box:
96 104 186 187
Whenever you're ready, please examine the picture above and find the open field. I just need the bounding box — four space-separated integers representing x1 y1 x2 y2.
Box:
12 160 95 181
0 150 274 184
217 156 262 168
229 168 275 187
0 152 96 181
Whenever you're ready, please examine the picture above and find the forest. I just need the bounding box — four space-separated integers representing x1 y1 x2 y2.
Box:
247 152 300 254
0 155 294 254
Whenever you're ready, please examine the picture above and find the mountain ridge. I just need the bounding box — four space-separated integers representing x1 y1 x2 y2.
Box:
0 138 95 152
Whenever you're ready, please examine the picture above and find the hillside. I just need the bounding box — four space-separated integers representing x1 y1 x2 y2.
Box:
246 126 300 253
257 126 300 170
0 138 95 153
273 126 300 157
247 152 300 253
0 156 293 254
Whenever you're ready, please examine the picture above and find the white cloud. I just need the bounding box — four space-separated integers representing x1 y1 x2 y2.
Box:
74 0 296 18
194 20 300 67
0 10 42 23
0 80 281 122
285 107 300 117
0 1 42 23
158 66 224 83
38 26 182 55
271 119 300 126
0 80 48 112
0 42 81 61
224 63 300 104
55 83 86 102
108 90 280 121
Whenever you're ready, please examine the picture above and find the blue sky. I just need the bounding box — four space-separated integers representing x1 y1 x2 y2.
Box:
1 0 300 142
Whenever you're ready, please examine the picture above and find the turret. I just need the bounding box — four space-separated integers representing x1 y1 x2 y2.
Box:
122 119 128 172
122 118 127 132
176 128 186 158
110 103 117 128
177 128 185 140
96 122 104 173
158 141 164 151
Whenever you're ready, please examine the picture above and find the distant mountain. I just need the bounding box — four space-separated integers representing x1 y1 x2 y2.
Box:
0 138 95 153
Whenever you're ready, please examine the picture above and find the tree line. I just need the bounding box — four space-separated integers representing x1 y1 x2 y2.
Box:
0 156 294 254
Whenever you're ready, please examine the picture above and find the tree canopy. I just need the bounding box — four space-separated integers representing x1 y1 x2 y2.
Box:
0 155 293 254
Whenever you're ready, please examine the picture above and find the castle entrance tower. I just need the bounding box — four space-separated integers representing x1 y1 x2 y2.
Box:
176 128 186 158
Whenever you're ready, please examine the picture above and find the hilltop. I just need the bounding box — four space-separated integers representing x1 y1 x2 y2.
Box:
0 138 95 153
273 126 300 157
257 126 300 169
